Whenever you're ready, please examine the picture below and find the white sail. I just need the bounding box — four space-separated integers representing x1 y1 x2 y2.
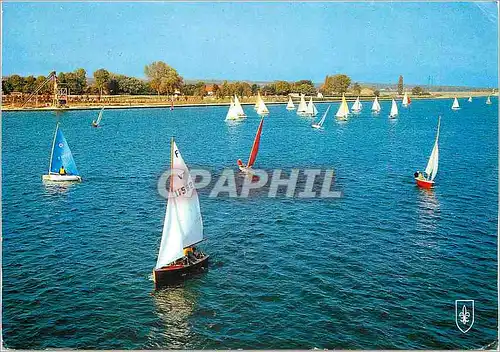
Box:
257 98 269 115
306 97 318 116
96 107 104 124
402 92 409 106
371 96 381 112
225 98 239 120
254 92 261 110
286 96 296 110
424 118 440 181
351 96 362 112
389 99 398 117
452 97 460 109
486 96 492 104
315 105 330 128
335 94 350 118
155 140 204 269
468 96 472 102
297 94 308 115
234 95 246 117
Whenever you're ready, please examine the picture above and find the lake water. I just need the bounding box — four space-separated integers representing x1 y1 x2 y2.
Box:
2 97 498 349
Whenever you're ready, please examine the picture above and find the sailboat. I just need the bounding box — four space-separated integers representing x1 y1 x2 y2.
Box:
305 97 318 117
153 138 209 289
254 91 262 110
42 123 82 182
402 92 411 107
312 105 330 129
237 117 264 174
296 94 308 116
486 96 492 105
371 96 381 113
451 97 460 110
389 98 398 118
91 107 104 127
234 95 247 117
335 93 350 120
468 96 472 102
225 98 239 120
286 96 296 110
415 117 440 189
351 96 362 113
257 97 269 115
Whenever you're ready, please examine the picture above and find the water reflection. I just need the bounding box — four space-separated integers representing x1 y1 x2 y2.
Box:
150 286 196 349
416 187 440 232
42 181 77 195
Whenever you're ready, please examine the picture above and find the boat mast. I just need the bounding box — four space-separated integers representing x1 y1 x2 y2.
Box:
48 123 59 174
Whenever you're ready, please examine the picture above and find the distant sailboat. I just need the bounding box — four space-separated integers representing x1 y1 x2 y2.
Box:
234 95 247 117
486 96 492 105
371 96 381 113
468 96 472 102
402 92 411 107
451 97 460 110
286 96 296 110
92 107 104 127
296 94 308 116
254 91 262 110
42 123 82 182
335 94 350 120
257 97 269 116
389 98 398 118
351 96 362 113
237 117 264 174
153 138 209 289
415 117 440 189
312 105 330 129
306 97 318 117
225 98 239 120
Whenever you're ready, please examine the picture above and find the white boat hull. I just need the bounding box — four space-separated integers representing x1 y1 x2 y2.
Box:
311 124 322 129
286 107 296 110
42 174 82 182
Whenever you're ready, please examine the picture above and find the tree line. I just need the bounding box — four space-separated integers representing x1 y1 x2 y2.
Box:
3 60 399 97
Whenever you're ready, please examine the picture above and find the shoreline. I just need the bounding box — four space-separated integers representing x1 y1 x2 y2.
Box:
1 92 494 112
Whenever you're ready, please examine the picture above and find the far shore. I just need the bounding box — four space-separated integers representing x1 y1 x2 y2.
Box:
1 91 495 112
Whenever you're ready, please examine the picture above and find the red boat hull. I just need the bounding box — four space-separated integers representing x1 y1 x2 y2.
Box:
153 255 209 289
415 178 434 189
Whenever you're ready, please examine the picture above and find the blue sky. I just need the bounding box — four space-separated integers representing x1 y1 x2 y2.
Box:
2 2 498 87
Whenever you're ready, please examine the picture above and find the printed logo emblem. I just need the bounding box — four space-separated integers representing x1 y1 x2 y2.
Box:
455 300 474 333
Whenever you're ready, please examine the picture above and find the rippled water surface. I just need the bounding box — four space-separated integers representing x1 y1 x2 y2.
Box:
3 97 498 349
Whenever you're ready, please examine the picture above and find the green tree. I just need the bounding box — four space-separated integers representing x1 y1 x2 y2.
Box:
397 75 404 95
374 90 380 97
261 84 276 96
220 81 230 97
321 74 351 95
144 61 183 95
212 84 220 97
2 79 13 94
23 76 36 94
412 86 424 95
6 75 25 92
93 69 110 96
274 81 291 95
251 84 259 95
352 82 361 95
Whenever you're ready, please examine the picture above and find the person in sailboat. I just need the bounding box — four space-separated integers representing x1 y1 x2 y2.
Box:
59 165 67 175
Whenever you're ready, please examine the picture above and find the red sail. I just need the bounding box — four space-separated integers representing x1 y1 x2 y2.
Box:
247 117 264 168
408 96 411 104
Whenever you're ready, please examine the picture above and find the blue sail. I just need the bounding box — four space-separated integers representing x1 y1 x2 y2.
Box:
49 126 79 175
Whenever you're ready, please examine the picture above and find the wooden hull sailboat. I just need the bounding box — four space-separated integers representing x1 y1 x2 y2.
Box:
42 123 82 182
415 117 440 189
153 138 209 289
154 255 209 286
237 117 264 174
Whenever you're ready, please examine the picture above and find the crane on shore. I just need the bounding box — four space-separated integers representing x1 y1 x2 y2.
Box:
21 71 68 108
